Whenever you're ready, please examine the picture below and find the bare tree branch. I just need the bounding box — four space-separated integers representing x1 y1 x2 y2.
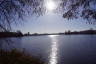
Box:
0 0 96 32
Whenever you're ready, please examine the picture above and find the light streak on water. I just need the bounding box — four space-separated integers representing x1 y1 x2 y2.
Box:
48 35 58 64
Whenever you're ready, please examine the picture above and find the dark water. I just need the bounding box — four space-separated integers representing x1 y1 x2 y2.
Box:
0 35 96 64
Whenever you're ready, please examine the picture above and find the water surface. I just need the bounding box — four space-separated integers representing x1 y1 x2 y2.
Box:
0 35 96 64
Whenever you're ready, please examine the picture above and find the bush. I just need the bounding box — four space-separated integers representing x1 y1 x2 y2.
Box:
0 49 44 64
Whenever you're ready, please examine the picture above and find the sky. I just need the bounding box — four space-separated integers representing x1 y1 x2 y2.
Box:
13 13 96 34
12 0 96 34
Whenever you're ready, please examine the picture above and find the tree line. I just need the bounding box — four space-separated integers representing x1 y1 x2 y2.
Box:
0 30 23 38
0 0 96 32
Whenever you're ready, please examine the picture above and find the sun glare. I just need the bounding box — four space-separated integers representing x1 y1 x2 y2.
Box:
45 0 57 12
49 35 59 38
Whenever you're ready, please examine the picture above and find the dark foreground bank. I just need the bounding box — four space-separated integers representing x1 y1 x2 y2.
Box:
0 32 23 38
0 49 44 64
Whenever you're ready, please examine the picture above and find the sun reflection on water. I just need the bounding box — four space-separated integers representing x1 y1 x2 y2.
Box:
48 35 58 64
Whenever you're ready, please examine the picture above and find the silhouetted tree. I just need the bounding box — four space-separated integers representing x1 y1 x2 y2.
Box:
0 0 45 32
0 0 96 32
28 32 30 35
90 28 93 30
16 30 23 36
61 0 96 23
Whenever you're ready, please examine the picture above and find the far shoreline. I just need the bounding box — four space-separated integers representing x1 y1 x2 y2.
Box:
0 29 96 38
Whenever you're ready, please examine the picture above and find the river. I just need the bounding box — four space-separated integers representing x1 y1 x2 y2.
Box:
0 35 96 64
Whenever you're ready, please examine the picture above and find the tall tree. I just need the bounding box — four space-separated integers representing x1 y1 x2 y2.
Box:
61 0 96 23
0 0 96 32
0 0 44 31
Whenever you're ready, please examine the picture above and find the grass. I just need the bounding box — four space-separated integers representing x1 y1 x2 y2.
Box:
0 49 44 64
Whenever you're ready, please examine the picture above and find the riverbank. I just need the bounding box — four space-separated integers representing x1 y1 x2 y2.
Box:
0 29 96 38
0 49 44 64
25 30 96 36
0 32 23 38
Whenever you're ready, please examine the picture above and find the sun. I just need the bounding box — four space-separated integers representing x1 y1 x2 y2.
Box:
45 0 56 11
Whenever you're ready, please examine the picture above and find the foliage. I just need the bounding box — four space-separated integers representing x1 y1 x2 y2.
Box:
0 0 96 31
0 31 23 38
0 0 44 31
0 49 44 64
61 0 96 23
